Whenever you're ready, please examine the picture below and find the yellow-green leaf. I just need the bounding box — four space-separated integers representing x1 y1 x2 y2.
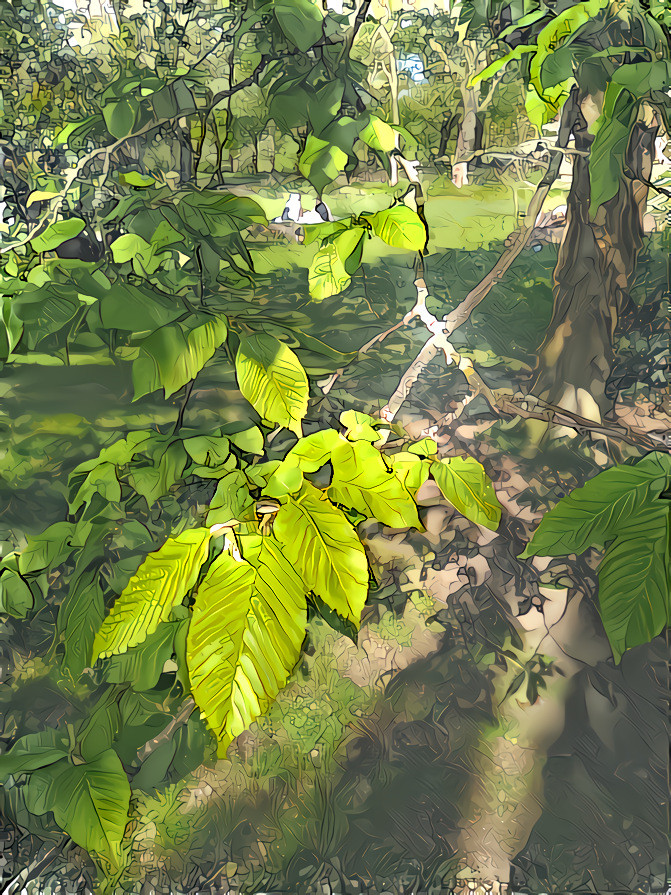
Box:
329 440 422 529
235 333 309 436
274 481 369 626
92 528 211 661
430 456 501 531
287 428 343 472
365 206 426 252
309 243 351 300
359 114 397 152
187 544 307 756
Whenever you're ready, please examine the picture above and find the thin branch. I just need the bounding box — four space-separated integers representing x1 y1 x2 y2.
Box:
135 697 196 765
173 379 196 434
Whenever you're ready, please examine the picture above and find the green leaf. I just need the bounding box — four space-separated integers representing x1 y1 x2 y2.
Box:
309 243 351 301
56 571 105 678
0 569 34 618
329 440 421 529
302 219 350 247
187 546 307 756
307 80 344 134
92 283 183 333
263 457 304 498
127 439 187 505
119 171 156 188
109 233 159 274
18 521 78 576
0 730 68 781
469 45 536 87
235 333 309 436
408 437 438 457
340 409 380 443
364 206 426 252
69 461 121 514
25 749 131 873
430 456 501 531
206 470 254 527
110 233 153 264
274 0 323 52
103 98 137 138
133 316 228 399
597 507 670 662
307 225 366 298
105 621 182 690
184 432 230 468
92 528 212 661
298 134 348 195
30 219 86 253
274 481 369 626
287 428 342 472
359 114 397 152
521 456 670 558
229 426 265 455
335 226 366 275
589 84 639 216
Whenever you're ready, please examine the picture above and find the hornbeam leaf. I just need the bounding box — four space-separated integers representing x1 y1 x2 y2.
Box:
390 451 431 498
329 440 422 529
235 333 309 436
287 428 343 472
431 456 501 531
273 481 368 626
298 134 348 195
274 0 323 52
187 545 307 756
308 243 351 300
359 114 397 152
92 528 211 661
30 219 86 253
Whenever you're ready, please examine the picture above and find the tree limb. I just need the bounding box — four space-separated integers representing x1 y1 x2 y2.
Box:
135 697 196 765
380 94 577 422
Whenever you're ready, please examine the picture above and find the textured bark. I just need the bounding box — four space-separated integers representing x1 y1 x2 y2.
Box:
531 99 657 423
453 88 483 188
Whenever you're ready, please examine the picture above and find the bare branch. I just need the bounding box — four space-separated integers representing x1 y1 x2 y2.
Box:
135 697 196 765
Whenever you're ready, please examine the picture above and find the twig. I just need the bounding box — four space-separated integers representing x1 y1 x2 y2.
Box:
435 386 666 450
380 135 569 422
173 379 196 434
135 697 196 764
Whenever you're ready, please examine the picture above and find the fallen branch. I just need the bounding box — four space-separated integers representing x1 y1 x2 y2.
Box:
434 385 666 450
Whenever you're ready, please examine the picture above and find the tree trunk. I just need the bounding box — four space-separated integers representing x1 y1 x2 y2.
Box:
531 94 657 427
453 87 483 189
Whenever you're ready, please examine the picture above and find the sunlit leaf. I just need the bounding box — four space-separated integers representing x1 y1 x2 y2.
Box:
92 528 211 661
431 456 501 531
187 545 307 756
274 481 368 626
235 333 309 436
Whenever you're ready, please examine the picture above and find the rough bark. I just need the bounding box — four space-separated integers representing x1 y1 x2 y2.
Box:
531 96 657 425
453 87 483 188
